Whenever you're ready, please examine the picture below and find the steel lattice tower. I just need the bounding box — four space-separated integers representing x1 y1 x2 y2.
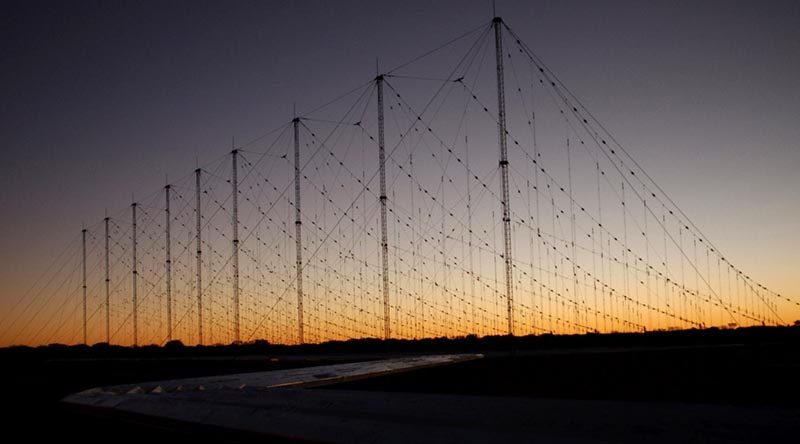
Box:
131 202 138 346
81 227 87 345
231 150 240 343
104 216 110 344
377 74 390 340
165 184 172 341
293 118 305 344
195 168 203 345
494 17 514 336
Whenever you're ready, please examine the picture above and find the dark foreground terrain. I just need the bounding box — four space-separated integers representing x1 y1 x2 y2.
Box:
330 342 800 405
3 326 799 442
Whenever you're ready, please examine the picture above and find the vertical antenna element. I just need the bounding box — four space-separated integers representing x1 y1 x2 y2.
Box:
104 217 110 344
376 74 390 340
131 202 138 346
81 227 87 345
466 135 476 332
231 149 240 343
293 117 304 344
165 184 172 342
493 16 514 336
195 168 203 345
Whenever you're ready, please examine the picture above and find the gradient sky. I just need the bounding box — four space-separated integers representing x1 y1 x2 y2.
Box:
1 0 799 344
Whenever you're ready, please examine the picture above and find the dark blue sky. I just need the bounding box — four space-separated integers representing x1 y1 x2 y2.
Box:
1 0 799 320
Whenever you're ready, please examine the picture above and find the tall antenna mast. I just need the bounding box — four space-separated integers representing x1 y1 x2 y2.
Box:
81 226 87 345
293 116 304 344
165 184 172 342
376 73 390 340
231 148 240 343
104 216 110 344
493 16 514 335
466 135 476 332
195 168 203 345
131 202 138 346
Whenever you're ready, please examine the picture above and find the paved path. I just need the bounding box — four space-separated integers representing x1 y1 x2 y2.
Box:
63 353 800 443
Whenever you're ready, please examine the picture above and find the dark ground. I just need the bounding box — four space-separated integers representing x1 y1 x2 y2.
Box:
3 354 346 442
329 342 800 405
3 326 799 442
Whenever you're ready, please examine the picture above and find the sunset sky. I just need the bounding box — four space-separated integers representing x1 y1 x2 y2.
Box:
1 0 798 346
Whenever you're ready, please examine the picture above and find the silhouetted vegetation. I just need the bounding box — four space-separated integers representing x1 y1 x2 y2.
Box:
3 324 799 360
